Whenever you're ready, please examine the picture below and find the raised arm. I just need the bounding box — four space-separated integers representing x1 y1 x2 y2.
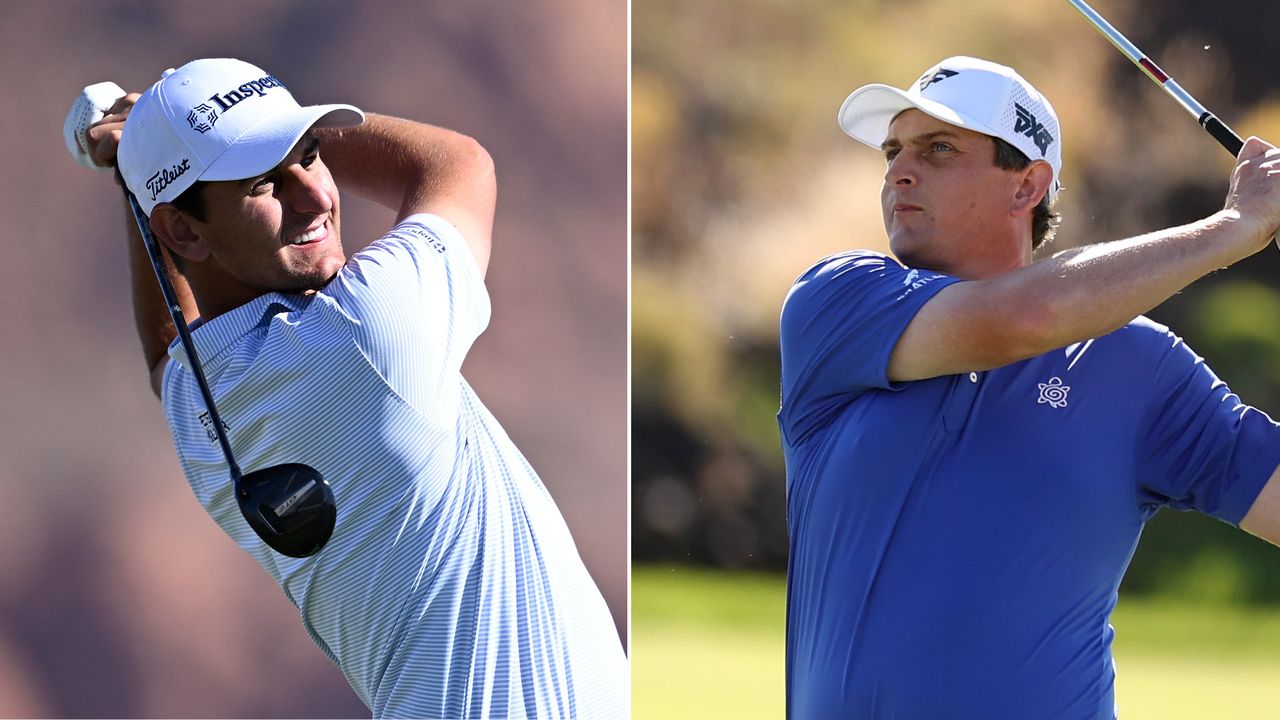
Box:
80 100 497 397
315 115 497 276
1242 467 1280 547
122 191 196 398
83 94 197 398
889 137 1280 382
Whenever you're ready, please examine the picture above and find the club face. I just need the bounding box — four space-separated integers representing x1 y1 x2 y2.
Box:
236 463 336 558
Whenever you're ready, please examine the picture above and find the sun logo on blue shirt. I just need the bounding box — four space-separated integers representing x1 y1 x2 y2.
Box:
1037 377 1070 408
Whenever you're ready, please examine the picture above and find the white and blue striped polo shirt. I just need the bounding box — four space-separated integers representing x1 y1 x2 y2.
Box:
160 213 628 719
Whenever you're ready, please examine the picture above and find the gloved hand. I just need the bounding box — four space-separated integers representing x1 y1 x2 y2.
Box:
64 81 131 171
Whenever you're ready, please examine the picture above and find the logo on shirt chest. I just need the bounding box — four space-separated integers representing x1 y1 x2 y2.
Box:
198 411 230 444
896 268 943 300
1037 376 1070 408
1034 339 1095 409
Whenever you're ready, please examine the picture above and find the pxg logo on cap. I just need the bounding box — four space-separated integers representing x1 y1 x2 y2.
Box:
1013 103 1054 156
918 68 958 92
116 57 365 216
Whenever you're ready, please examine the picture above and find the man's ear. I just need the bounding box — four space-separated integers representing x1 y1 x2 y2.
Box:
148 204 210 262
1011 160 1054 215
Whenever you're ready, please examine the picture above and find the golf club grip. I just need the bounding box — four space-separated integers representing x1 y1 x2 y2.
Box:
123 190 244 479
1200 113 1244 157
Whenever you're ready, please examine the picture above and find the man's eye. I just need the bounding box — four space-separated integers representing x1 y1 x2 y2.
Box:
930 142 954 153
252 176 274 191
884 148 900 162
301 153 319 168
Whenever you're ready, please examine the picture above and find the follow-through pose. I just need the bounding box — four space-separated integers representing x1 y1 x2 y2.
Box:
780 56 1280 719
71 58 627 719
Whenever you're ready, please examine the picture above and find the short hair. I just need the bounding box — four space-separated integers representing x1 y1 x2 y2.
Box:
170 180 208 222
991 137 1060 250
156 180 208 272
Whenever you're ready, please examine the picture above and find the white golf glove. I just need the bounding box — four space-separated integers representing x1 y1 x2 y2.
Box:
64 81 126 171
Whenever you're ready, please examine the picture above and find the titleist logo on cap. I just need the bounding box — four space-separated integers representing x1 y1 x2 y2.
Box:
146 158 191 201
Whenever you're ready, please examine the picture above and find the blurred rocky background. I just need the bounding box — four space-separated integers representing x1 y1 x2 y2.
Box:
0 0 626 716
634 0 1280 599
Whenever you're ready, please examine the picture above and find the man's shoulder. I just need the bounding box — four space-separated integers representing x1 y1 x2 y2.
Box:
791 249 895 287
782 249 956 329
379 213 456 254
1109 315 1180 352
324 213 478 311
784 250 901 310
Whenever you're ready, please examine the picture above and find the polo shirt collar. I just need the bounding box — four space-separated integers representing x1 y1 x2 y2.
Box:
167 292 310 372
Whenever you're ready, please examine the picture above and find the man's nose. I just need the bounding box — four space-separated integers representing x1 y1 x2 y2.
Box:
283 166 332 214
884 153 917 186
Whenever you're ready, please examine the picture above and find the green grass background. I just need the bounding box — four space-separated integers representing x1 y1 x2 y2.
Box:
632 566 1280 719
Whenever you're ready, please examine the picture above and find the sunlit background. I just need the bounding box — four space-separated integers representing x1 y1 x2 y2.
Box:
0 1 626 716
633 0 1280 717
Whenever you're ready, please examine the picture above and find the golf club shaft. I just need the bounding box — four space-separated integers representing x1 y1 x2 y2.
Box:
1066 0 1243 156
125 190 244 480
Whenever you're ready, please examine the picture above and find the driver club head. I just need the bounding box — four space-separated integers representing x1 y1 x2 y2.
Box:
236 463 336 558
112 157 339 560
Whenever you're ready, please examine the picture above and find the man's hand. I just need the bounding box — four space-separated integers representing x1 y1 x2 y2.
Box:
63 82 138 174
1225 136 1280 253
84 93 140 173
67 82 186 397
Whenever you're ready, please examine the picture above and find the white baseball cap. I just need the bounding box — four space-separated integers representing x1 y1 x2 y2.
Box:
118 58 365 215
838 56 1062 202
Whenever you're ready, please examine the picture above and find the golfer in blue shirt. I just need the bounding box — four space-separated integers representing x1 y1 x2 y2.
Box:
780 55 1280 719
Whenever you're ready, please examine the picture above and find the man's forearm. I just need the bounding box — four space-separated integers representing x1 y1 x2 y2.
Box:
891 209 1269 382
316 114 495 221
995 209 1264 352
315 113 496 272
125 194 197 397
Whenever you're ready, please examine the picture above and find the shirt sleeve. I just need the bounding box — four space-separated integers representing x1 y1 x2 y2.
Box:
323 213 491 408
1135 322 1280 524
777 250 961 446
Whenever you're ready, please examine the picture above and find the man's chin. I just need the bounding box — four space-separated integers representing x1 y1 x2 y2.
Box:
891 248 951 275
889 236 928 268
282 259 345 294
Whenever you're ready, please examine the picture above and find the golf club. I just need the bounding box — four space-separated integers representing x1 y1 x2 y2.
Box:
1066 0 1243 156
123 192 336 558
67 81 337 558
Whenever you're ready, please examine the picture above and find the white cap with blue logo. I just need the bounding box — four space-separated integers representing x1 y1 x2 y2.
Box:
117 58 365 215
838 56 1062 202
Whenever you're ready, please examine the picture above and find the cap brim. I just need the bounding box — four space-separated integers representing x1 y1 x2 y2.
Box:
200 103 365 182
837 84 1000 148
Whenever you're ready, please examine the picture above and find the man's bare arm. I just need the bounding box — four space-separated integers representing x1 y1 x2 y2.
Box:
889 138 1280 382
122 192 196 398
84 94 197 399
890 211 1262 380
89 105 492 396
1241 466 1280 547
316 114 496 276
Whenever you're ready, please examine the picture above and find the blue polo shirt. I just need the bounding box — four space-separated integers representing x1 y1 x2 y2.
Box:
161 214 628 719
778 250 1280 719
